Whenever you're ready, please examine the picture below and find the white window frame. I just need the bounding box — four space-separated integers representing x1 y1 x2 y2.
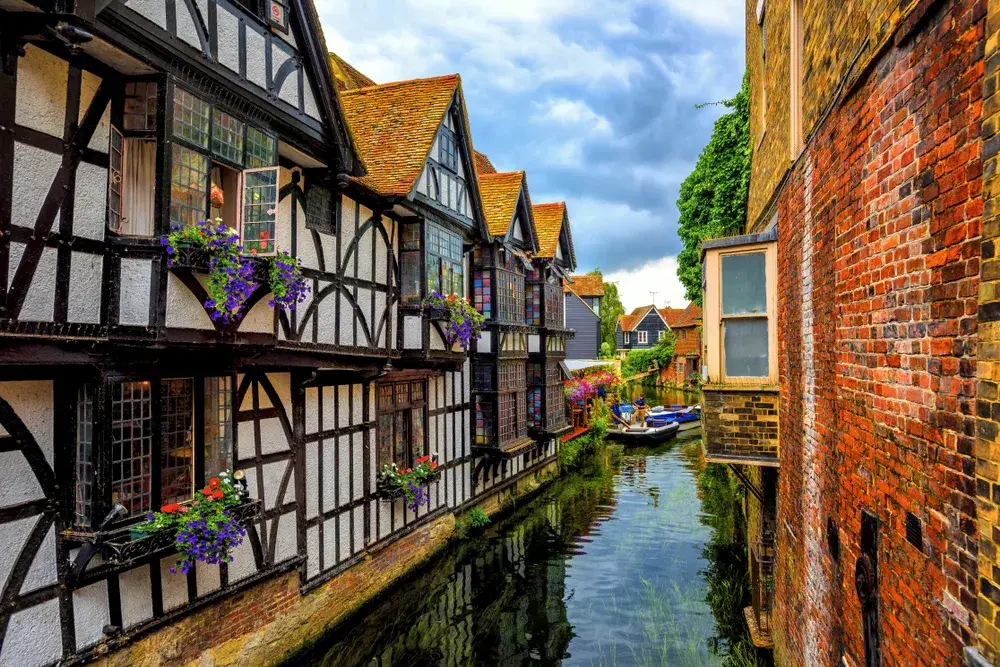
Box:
624 331 630 344
658 330 666 341
638 331 648 345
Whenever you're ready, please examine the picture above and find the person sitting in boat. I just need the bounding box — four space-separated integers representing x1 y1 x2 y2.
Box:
634 396 647 425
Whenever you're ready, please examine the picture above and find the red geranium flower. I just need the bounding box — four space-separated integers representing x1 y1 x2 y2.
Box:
161 503 182 514
178 506 190 513
202 487 214 497
258 231 269 240
416 455 430 464
208 477 221 490
212 490 224 500
429 461 438 469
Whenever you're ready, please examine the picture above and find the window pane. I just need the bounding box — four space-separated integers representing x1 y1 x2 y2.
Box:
401 251 421 306
203 377 233 478
243 168 278 254
75 385 94 527
172 88 211 148
305 184 334 233
377 414 393 466
722 252 767 316
170 144 208 228
111 381 153 515
246 126 276 168
161 378 195 505
724 318 769 378
108 127 124 232
411 408 424 461
394 411 408 467
124 81 158 132
211 109 245 165
425 222 464 297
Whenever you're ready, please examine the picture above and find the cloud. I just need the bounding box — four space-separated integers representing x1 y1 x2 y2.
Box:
604 256 690 311
317 0 745 305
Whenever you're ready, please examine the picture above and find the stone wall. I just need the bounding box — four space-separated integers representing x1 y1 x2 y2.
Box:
977 0 1000 660
702 388 780 463
767 1 985 665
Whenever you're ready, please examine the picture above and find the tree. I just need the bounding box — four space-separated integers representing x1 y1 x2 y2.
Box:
676 73 751 305
590 269 624 353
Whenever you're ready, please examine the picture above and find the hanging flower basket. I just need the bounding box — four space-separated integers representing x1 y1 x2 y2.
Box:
375 456 441 512
162 219 309 324
421 291 485 351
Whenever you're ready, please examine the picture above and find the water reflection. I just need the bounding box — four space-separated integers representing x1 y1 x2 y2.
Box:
291 434 768 667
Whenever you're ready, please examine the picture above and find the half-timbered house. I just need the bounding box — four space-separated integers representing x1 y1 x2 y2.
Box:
0 5 575 666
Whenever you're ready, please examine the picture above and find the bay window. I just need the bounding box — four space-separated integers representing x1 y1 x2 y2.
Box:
376 380 426 469
474 361 528 449
527 361 567 432
426 221 464 296
74 376 234 529
702 234 777 384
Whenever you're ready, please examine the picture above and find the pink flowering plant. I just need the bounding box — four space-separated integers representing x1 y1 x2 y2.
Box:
421 291 485 351
134 473 246 575
565 377 596 403
376 456 440 512
163 219 309 324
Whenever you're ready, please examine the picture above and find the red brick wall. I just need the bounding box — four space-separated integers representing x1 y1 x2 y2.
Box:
658 326 700 386
773 2 984 665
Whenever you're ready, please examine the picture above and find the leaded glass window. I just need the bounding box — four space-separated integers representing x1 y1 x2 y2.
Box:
376 380 427 469
474 270 491 318
124 81 158 132
111 380 153 516
526 283 541 326
496 268 524 323
75 385 94 527
161 378 195 506
438 128 458 172
203 377 233 479
475 398 494 446
246 126 277 168
305 184 335 234
426 221 464 297
169 144 208 227
211 109 245 165
242 167 278 255
172 88 211 148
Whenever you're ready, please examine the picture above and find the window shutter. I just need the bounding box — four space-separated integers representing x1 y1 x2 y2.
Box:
108 125 124 232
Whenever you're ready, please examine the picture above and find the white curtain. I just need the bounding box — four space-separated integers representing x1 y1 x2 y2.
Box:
123 138 157 236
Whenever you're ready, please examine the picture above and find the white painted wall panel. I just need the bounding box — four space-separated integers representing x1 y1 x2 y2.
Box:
339 294 355 346
79 71 110 152
165 273 214 330
337 435 350 506
305 442 319 519
0 381 53 464
323 517 338 563
351 384 363 425
257 417 288 456
73 580 109 649
176 1 203 51
73 162 109 241
245 29 268 89
119 566 154 629
0 517 36 601
0 599 61 667
240 297 275 334
16 46 67 139
228 538 256 582
352 432 364 501
196 561 221 596
124 0 167 28
159 558 189 610
316 284 336 346
303 83 320 120
323 386 337 427
217 8 240 73
68 251 103 324
12 143 60 234
118 257 151 326
337 385 350 427
6 243 56 322
306 524 320 578
19 524 56 594
322 441 337 510
272 512 297 563
403 315 421 349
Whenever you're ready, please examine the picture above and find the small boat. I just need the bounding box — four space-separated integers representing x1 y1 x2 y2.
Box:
646 405 701 432
606 421 680 443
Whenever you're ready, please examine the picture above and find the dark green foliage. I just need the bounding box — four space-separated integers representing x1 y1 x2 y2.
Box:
621 329 676 378
676 73 752 305
590 269 624 353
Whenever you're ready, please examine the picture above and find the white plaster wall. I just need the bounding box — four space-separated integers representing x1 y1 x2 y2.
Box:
316 282 336 346
12 142 61 232
303 83 320 120
356 224 373 282
403 315 421 349
0 598 62 667
73 579 109 649
245 29 268 89
429 327 446 351
217 7 241 73
374 292 388 348
73 162 109 242
306 524 320 578
165 273 214 330
176 0 203 52
356 287 372 344
159 558 189 610
374 220 390 285
20 524 56 594
275 167 296 256
228 538 256 583
16 46 67 139
0 517 38 602
118 257 151 326
124 0 166 28
195 561 221 596
239 296 274 334
270 511 297 562
0 380 54 464
276 62 299 110
119 566 154 629
339 293 354 346
528 334 540 353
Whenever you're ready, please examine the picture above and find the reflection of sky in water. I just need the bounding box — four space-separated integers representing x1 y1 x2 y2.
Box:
292 423 733 667
563 437 722 666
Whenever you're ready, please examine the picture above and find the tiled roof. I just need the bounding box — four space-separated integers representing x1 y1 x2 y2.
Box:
619 305 656 332
564 274 605 296
532 202 566 259
328 52 377 91
340 74 461 197
659 302 702 328
478 171 524 238
475 151 497 174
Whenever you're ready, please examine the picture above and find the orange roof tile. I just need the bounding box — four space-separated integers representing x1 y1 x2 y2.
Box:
475 151 497 174
659 302 702 328
532 202 566 259
328 52 377 91
340 74 461 197
478 171 524 238
564 274 604 296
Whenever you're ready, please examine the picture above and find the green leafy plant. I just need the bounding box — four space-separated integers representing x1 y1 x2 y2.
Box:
467 506 491 528
676 73 751 305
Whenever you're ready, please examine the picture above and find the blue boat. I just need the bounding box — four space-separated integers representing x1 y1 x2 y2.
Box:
645 405 701 432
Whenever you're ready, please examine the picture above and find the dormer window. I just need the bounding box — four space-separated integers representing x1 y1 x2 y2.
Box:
439 128 459 172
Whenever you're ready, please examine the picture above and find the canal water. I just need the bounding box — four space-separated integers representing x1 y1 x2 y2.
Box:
292 386 770 667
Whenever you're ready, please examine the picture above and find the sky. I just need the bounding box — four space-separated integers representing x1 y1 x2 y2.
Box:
316 0 745 312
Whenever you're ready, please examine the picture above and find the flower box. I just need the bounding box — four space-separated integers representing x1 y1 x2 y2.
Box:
170 244 271 283
375 469 441 501
102 498 262 566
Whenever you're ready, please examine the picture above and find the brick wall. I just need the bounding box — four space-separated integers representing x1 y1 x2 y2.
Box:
977 0 1000 659
768 1 985 665
702 388 780 463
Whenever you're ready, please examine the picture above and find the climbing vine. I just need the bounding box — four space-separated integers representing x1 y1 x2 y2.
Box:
676 73 752 305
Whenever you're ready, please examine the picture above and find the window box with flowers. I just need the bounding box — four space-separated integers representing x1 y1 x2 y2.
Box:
375 456 441 512
163 219 309 324
421 291 485 351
